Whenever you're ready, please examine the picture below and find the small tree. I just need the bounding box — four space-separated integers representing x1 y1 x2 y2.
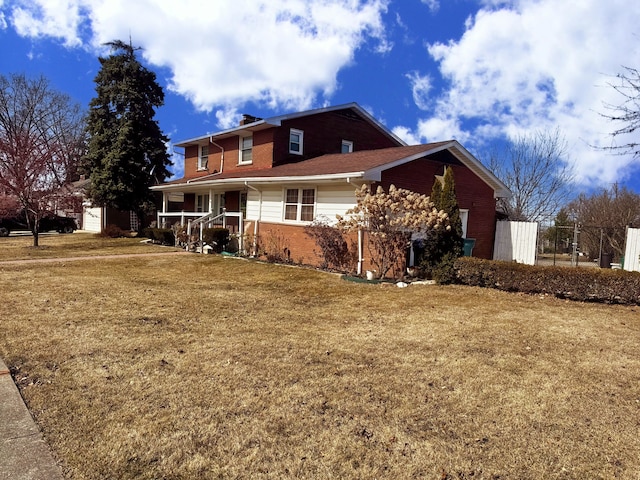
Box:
543 208 574 253
304 217 357 273
418 167 464 282
337 184 450 279
82 40 171 229
0 74 85 246
568 184 640 261
483 128 573 223
599 66 640 158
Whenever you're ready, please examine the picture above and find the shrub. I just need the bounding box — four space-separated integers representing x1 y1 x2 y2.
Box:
455 257 640 305
259 231 292 263
142 227 174 246
304 220 357 273
101 224 126 238
202 228 230 253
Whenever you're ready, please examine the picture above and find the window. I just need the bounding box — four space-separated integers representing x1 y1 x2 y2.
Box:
198 145 209 170
284 188 315 222
341 140 353 153
460 209 469 238
196 194 210 212
239 135 253 164
289 129 303 155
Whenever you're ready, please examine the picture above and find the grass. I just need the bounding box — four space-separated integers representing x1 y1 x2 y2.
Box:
0 236 639 478
0 232 180 261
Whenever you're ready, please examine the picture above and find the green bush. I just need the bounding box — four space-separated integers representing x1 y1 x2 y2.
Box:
202 228 229 253
455 257 640 305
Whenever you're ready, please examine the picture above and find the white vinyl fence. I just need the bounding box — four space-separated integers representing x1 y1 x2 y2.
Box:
623 227 640 272
493 221 538 265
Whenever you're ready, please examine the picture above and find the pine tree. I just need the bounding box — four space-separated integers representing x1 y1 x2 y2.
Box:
419 167 463 282
82 40 170 226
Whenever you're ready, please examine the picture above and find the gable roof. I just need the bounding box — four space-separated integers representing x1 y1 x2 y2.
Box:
155 141 511 199
174 102 406 147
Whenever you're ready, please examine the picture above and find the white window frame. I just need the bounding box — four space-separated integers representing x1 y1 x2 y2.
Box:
283 187 315 222
239 135 253 165
196 194 210 213
341 140 353 153
289 128 304 155
460 209 469 238
198 145 209 171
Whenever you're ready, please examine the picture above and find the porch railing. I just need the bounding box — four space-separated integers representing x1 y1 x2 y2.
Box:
158 209 244 253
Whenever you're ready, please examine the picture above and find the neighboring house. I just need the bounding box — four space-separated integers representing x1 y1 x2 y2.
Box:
152 103 510 270
73 177 144 232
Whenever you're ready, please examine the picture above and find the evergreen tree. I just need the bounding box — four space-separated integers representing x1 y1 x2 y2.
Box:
82 40 170 226
419 167 463 282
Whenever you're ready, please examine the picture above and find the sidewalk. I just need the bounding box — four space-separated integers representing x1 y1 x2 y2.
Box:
0 358 64 480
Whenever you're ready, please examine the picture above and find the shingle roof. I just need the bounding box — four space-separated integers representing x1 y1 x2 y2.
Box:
156 141 511 198
168 143 450 185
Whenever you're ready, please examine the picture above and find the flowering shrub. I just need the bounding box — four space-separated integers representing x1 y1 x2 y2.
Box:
337 184 450 279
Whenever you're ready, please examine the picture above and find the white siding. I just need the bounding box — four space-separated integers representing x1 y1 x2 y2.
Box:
246 187 284 223
315 185 358 224
493 221 538 265
623 227 640 272
83 207 103 232
246 184 358 225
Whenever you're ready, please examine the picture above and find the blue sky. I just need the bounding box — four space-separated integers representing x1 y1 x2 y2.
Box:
1 0 639 194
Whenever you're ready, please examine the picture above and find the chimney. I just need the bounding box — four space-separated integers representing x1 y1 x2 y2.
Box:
240 114 261 126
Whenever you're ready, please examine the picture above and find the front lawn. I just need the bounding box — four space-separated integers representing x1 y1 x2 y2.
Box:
0 232 180 261
0 243 638 478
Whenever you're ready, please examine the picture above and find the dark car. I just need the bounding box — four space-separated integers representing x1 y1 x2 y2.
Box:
0 211 77 237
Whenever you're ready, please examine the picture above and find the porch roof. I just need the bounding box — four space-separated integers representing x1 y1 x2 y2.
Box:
153 141 511 199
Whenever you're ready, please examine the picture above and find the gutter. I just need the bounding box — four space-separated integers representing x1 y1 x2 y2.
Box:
186 137 225 184
347 177 368 276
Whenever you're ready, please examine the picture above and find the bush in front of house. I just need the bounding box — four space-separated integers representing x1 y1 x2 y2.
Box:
304 219 357 273
202 228 229 253
454 257 640 305
142 227 175 245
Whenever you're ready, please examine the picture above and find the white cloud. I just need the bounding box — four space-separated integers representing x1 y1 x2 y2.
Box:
9 0 86 47
2 0 389 119
420 0 439 14
406 71 433 111
406 0 640 188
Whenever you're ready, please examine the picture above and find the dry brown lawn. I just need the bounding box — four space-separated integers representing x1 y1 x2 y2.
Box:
0 232 179 262
0 235 639 479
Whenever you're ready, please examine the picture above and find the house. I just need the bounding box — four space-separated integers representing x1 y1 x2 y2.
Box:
152 103 510 271
70 176 143 232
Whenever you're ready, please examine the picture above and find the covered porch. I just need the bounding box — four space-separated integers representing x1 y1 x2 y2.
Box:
155 185 247 253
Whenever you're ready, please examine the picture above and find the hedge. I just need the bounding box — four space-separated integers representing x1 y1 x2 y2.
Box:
454 257 640 305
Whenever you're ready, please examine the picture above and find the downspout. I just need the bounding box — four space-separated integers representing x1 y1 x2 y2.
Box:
245 181 261 257
347 177 366 275
211 139 224 173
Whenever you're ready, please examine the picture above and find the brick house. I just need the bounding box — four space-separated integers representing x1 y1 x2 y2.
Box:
152 103 510 271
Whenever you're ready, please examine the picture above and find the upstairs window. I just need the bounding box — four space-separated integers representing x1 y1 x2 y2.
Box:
341 140 353 153
198 145 209 170
289 129 303 155
284 188 315 222
239 135 253 164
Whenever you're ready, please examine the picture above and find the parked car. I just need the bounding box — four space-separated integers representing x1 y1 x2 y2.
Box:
0 211 77 237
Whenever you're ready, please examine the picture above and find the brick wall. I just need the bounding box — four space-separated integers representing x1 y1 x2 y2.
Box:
272 109 401 166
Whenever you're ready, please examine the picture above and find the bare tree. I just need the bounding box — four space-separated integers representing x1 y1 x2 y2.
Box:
0 74 85 246
600 66 640 158
483 128 574 223
568 184 640 261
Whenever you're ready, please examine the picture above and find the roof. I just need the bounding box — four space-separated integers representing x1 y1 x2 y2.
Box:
174 102 406 147
154 141 511 198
